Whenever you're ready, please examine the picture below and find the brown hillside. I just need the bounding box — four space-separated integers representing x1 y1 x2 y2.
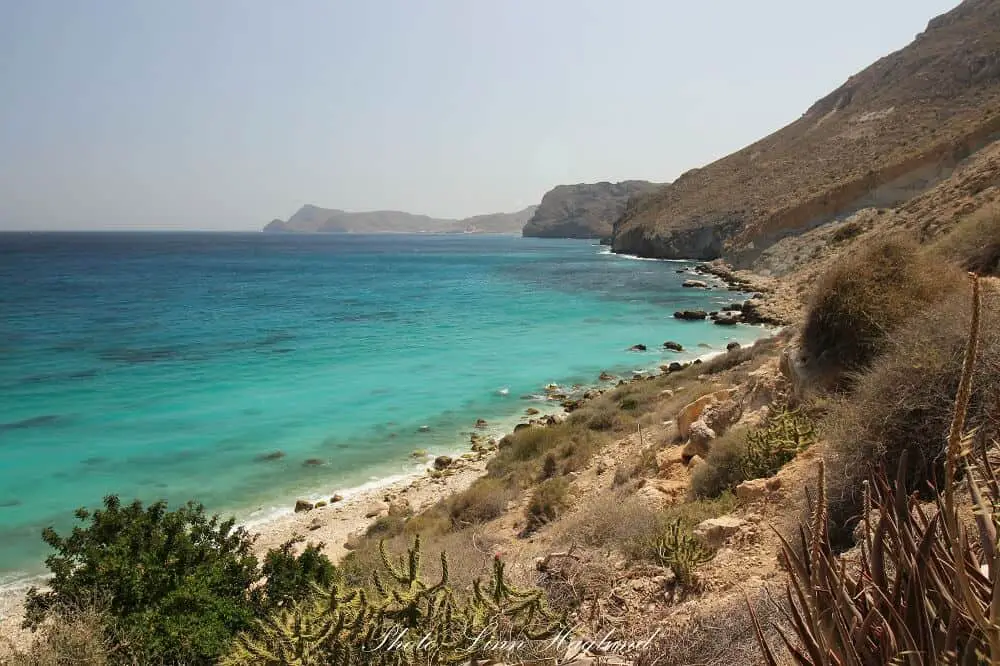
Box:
612 0 1000 264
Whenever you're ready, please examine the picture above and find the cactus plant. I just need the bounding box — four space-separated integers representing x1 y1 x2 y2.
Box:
654 519 713 588
225 535 567 665
740 408 815 481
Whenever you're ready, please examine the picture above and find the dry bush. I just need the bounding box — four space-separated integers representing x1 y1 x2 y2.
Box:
446 477 516 528
524 477 570 532
934 205 1000 276
4 602 130 666
801 236 960 385
554 491 663 551
699 334 784 376
690 427 750 498
622 494 736 563
824 280 1000 547
636 589 790 666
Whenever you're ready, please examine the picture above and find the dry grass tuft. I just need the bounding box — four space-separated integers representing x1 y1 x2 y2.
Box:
933 205 1000 276
801 236 960 386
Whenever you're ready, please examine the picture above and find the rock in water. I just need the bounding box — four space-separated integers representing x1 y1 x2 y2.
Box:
629 344 647 352
674 310 708 321
663 341 684 352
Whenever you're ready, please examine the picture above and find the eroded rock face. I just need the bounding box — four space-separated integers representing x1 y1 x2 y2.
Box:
676 390 735 439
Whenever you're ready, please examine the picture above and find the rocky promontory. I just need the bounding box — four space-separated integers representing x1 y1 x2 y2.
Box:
522 180 663 239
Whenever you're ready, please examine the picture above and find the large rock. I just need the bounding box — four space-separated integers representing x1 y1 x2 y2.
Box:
700 399 743 436
294 500 314 513
735 478 770 503
676 389 734 439
433 455 453 470
682 419 716 459
682 279 709 289
693 516 746 549
629 344 647 352
663 341 684 352
521 180 663 239
674 309 708 321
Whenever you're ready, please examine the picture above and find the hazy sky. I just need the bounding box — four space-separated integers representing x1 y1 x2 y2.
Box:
0 0 960 231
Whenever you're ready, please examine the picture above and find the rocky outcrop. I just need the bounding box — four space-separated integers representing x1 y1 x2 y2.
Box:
265 204 537 234
522 181 663 239
611 0 1000 263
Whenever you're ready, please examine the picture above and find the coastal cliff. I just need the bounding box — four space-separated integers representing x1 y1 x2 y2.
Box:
612 0 1000 264
522 180 662 239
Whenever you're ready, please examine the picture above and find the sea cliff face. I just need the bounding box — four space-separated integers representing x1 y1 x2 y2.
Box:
522 181 662 239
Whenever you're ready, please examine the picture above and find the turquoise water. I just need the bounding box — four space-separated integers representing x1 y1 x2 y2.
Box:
0 233 767 580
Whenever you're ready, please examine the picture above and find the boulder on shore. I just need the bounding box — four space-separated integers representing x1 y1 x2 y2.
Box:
330 494 344 503
365 502 389 518
663 341 684 352
599 371 615 381
726 341 742 351
433 455 453 471
294 500 314 513
674 310 708 321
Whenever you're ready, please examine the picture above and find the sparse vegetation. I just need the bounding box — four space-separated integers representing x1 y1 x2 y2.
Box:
756 274 1000 665
524 477 570 532
801 236 959 385
823 280 1000 547
691 409 815 499
933 205 1000 275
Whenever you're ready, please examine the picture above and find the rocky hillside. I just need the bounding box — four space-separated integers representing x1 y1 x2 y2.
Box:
522 180 663 239
612 0 1000 263
264 204 537 234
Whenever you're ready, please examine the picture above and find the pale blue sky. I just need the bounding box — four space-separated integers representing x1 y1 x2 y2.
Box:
0 0 959 230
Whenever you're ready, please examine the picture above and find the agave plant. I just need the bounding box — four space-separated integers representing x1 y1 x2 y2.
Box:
753 274 1000 665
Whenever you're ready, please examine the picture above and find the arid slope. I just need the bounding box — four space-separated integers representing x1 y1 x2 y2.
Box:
612 0 1000 264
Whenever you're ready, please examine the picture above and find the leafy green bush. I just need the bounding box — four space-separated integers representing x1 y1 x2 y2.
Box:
261 537 338 609
801 236 958 386
24 496 334 665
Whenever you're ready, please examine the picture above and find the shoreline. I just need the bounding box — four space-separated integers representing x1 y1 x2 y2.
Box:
0 289 775 654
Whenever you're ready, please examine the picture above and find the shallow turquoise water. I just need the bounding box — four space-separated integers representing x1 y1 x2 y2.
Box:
0 232 767 580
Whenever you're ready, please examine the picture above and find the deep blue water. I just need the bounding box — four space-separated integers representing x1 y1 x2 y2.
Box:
0 232 766 580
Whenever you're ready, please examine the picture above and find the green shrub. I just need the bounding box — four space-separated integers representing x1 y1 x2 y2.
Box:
801 236 958 385
261 537 338 609
24 496 333 665
824 281 1000 547
524 477 570 532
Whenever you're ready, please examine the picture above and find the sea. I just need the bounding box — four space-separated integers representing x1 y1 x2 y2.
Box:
0 232 770 584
